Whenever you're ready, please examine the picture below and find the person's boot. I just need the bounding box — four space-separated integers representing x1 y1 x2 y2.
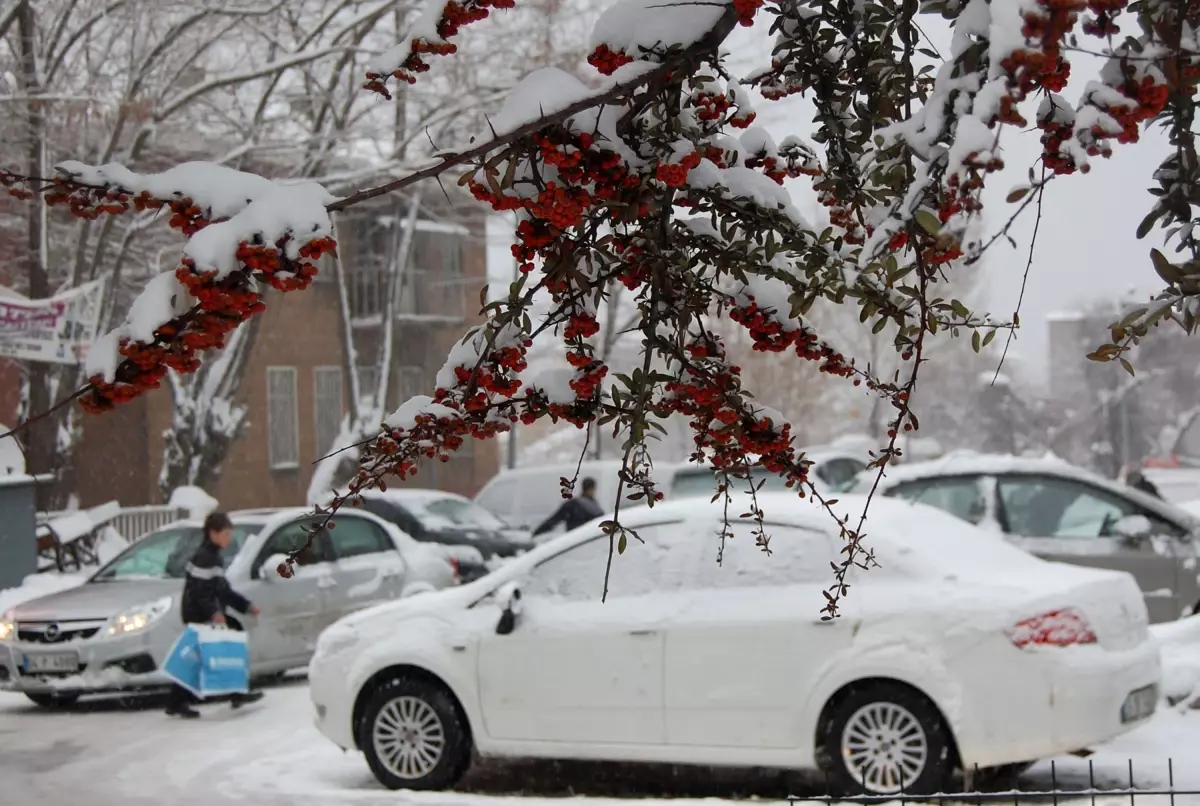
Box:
230 690 264 710
165 702 201 719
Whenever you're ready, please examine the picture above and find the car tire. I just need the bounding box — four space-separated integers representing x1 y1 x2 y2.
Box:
25 692 80 709
359 675 471 791
819 682 954 796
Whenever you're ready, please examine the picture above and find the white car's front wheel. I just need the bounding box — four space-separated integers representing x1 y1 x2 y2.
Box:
359 676 471 790
820 682 953 796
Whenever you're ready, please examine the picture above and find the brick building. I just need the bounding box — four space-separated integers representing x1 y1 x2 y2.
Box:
12 189 498 511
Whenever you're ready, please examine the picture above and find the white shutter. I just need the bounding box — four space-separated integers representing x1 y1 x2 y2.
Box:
314 366 344 456
266 366 299 469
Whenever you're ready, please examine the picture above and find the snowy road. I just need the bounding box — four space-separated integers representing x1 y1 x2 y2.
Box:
4 678 1200 806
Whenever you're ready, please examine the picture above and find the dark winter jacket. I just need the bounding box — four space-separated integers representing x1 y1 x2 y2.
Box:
533 496 605 535
180 537 252 625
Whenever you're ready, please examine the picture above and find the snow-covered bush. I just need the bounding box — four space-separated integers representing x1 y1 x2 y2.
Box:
4 0 1199 614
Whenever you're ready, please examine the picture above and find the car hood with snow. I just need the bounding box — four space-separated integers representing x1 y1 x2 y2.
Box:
4 577 181 623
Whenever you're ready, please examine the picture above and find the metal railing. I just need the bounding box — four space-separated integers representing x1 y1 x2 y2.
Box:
789 759 1198 806
38 504 189 542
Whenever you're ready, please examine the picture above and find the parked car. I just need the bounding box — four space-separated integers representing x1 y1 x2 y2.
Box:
667 446 869 500
0 507 457 707
853 451 1200 623
309 493 1159 795
474 459 642 534
355 490 528 582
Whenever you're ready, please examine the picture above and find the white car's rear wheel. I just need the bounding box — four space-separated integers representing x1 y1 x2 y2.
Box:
821 683 953 795
360 676 470 790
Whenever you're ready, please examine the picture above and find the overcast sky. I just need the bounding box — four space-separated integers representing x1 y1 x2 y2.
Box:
483 13 1173 390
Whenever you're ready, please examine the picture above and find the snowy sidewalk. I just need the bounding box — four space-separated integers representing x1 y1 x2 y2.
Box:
3 678 1200 806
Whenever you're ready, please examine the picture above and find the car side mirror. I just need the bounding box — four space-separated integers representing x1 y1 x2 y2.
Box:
259 553 291 581
1113 515 1153 545
495 581 522 635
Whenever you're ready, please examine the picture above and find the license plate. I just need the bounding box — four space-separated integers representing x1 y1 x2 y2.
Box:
22 651 79 674
1121 684 1157 723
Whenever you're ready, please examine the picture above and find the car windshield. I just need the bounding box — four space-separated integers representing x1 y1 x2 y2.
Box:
407 496 507 532
670 467 791 499
91 524 257 581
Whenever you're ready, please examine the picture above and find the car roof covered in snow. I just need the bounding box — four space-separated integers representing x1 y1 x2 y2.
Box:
360 488 471 505
501 491 1046 582
859 451 1196 525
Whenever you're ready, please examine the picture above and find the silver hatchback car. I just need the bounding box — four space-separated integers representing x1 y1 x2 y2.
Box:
0 507 458 707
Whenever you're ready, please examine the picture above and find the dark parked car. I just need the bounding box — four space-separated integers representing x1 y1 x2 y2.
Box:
356 490 533 582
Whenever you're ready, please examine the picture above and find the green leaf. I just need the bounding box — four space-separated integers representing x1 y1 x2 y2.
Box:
617 533 627 554
914 210 942 235
1119 357 1135 377
1150 248 1184 283
982 329 996 347
971 330 981 352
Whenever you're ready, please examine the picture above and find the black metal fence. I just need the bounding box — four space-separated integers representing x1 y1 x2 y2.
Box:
791 760 1200 806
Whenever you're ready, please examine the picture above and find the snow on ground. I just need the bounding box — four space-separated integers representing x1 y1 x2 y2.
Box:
4 676 1200 806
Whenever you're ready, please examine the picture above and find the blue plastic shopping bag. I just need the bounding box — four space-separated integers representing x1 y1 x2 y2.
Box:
162 625 203 696
162 624 249 697
195 625 249 697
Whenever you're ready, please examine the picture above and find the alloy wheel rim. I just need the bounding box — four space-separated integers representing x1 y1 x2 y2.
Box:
373 696 446 780
840 701 929 793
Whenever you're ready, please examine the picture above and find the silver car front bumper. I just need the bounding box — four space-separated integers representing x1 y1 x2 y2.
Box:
0 620 175 694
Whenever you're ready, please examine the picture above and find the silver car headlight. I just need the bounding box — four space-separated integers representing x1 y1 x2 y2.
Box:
106 597 173 636
0 611 13 642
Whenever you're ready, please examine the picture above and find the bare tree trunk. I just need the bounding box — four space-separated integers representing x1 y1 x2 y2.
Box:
16 0 58 503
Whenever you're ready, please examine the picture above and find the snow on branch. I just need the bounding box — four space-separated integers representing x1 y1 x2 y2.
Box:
19 161 338 412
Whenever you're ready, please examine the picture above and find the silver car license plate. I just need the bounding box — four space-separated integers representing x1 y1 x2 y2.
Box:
1120 684 1157 723
22 651 79 674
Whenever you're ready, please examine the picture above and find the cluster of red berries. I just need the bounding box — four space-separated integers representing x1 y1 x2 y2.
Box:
743 142 821 186
444 343 530 412
662 337 810 488
587 44 635 76
688 89 756 129
655 151 702 188
729 298 854 376
732 0 763 26
470 128 641 274
364 0 514 97
81 234 336 414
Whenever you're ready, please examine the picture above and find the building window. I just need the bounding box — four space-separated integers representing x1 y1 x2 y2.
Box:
267 366 299 470
314 366 344 457
397 365 425 402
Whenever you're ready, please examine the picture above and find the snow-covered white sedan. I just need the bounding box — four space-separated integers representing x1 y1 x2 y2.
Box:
309 494 1160 795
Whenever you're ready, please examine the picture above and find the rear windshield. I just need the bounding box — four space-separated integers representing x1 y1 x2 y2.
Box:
92 524 257 581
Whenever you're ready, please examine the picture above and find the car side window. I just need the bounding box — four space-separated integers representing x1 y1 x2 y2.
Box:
252 519 331 578
329 516 393 559
997 476 1143 538
889 477 987 525
687 522 840 589
819 459 867 492
524 523 682 602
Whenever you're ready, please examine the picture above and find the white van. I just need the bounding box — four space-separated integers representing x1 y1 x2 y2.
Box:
474 460 658 535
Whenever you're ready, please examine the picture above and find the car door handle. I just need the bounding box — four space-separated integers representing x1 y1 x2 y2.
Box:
628 629 657 636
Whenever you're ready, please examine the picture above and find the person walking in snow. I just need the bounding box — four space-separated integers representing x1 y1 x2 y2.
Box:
533 477 605 536
165 512 264 718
